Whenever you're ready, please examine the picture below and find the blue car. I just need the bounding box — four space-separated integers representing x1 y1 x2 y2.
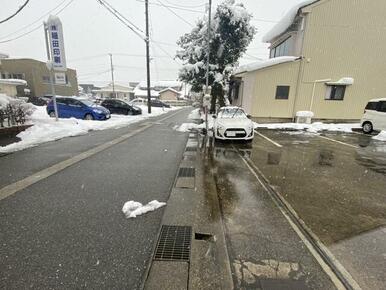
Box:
46 97 110 120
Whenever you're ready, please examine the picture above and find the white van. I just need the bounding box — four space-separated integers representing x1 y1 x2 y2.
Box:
361 98 386 133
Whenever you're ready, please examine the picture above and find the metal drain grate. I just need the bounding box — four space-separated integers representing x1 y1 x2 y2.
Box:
185 147 196 152
178 167 195 178
154 225 192 261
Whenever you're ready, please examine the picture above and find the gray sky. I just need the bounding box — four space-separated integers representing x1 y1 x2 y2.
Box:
0 0 304 86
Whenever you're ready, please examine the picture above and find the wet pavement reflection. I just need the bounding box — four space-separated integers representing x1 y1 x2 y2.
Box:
247 129 386 290
199 133 336 290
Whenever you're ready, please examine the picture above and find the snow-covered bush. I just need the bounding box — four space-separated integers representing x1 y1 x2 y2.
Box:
0 94 36 127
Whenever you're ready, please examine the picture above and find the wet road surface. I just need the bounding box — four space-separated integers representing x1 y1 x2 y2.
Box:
0 108 191 289
205 139 337 290
247 129 386 290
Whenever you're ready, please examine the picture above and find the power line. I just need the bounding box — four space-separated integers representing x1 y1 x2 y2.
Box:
163 0 206 9
154 0 194 27
96 0 146 40
0 0 75 44
136 0 204 13
0 0 68 39
0 0 31 24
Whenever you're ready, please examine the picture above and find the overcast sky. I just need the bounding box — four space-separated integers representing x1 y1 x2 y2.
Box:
0 0 304 86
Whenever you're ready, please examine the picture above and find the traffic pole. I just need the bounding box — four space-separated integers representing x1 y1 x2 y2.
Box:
145 0 151 114
109 53 116 98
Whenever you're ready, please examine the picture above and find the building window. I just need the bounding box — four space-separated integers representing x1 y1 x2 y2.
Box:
326 85 346 100
42 76 51 83
275 86 290 99
270 37 291 58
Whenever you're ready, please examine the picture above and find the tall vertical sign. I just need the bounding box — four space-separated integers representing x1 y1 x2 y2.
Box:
46 15 67 71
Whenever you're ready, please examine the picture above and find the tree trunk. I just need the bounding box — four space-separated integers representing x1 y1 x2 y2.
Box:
210 83 225 113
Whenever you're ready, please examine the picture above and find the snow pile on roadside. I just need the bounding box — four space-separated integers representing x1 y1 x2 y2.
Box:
0 105 180 153
122 200 166 218
174 123 199 132
188 108 201 120
373 131 386 141
255 122 360 133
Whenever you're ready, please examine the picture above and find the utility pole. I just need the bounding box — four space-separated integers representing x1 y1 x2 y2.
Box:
145 0 152 114
204 0 212 133
205 0 212 93
109 53 116 98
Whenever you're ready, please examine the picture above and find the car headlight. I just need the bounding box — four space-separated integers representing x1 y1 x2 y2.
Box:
217 123 225 130
93 109 103 114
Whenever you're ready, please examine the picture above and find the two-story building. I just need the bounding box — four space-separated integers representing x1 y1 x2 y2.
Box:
231 0 386 122
0 57 78 98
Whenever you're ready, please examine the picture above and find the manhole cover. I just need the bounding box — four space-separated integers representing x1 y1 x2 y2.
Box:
154 225 192 261
178 167 195 178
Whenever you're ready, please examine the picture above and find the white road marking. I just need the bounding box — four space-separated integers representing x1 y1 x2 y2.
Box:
238 153 362 290
317 135 358 149
254 130 283 148
0 110 184 202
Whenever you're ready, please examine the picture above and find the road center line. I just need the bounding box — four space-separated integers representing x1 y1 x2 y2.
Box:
254 130 283 148
0 109 184 202
317 135 358 149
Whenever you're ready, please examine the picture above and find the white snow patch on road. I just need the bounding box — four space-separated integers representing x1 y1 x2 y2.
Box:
255 122 360 133
0 105 180 153
122 200 166 218
373 131 386 141
188 108 201 120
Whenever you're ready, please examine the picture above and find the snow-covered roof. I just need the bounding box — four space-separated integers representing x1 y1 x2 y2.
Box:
368 98 386 102
0 79 27 86
93 84 133 93
159 88 181 95
138 80 182 89
234 56 300 74
134 87 160 97
326 77 354 86
262 0 320 43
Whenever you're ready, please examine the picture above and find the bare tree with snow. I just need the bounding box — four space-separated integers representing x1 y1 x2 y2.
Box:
176 0 256 112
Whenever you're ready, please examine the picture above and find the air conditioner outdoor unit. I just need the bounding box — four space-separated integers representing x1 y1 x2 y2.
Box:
296 111 314 124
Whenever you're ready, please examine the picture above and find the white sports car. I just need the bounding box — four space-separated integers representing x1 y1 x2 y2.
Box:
213 107 254 141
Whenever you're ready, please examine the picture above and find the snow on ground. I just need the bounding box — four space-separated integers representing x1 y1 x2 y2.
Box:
373 131 386 141
188 108 201 120
122 200 166 218
255 122 360 134
0 105 180 153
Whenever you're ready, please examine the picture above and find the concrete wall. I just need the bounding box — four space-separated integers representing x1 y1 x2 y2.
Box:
0 83 17 97
159 90 179 101
0 59 78 97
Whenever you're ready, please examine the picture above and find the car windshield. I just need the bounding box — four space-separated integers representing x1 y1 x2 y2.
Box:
218 108 247 119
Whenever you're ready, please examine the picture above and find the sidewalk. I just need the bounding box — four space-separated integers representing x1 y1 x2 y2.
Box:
144 128 339 290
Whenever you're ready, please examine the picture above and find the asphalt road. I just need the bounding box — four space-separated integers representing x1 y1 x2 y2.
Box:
0 108 191 289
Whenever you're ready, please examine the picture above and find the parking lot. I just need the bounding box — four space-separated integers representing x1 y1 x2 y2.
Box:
211 128 386 289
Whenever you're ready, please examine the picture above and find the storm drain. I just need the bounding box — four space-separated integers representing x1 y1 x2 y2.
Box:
154 225 192 261
178 167 195 178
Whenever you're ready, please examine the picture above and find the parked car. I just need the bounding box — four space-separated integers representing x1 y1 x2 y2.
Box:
361 98 386 133
213 106 254 141
101 99 142 115
150 99 171 108
28 96 49 106
129 98 147 106
46 97 110 120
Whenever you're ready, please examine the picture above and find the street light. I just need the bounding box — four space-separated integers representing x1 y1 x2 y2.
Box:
309 78 331 111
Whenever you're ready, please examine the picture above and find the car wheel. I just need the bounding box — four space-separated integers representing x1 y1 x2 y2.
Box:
49 111 56 118
84 113 94 120
362 122 373 134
